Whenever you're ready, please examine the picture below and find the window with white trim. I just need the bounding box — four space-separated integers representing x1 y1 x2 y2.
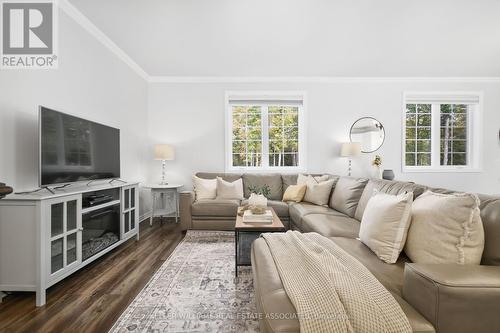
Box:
226 92 305 171
403 92 482 172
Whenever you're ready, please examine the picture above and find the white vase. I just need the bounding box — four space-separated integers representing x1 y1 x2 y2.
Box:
249 193 267 207
373 166 382 179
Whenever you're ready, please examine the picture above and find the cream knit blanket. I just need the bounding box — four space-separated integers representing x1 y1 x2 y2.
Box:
261 231 412 333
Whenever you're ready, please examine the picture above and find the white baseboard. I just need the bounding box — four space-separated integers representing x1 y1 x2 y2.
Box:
140 211 152 223
140 211 178 223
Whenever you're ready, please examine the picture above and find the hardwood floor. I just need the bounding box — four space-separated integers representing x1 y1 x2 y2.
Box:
0 219 185 333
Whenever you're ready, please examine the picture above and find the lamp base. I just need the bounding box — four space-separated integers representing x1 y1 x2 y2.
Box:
159 160 168 185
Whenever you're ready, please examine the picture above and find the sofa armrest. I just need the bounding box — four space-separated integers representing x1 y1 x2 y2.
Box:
179 191 195 231
403 263 500 333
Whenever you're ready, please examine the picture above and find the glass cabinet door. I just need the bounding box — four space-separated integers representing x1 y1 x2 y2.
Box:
50 238 64 273
51 203 64 237
47 195 82 278
66 200 78 266
122 186 138 239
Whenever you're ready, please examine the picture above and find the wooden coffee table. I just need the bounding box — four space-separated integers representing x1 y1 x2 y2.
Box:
235 207 286 277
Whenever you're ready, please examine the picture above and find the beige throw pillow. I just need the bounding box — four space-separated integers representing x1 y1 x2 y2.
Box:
297 174 329 186
359 191 413 264
192 175 217 200
282 184 307 202
298 175 335 206
216 177 244 200
297 174 335 206
404 191 485 265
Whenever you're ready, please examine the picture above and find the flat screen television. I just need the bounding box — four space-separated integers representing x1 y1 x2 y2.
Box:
39 106 120 186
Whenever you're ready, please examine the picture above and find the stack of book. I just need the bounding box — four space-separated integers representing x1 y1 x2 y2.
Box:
243 209 273 223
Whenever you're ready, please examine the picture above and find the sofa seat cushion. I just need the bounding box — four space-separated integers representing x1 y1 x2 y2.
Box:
241 199 289 217
289 202 339 228
192 216 235 220
252 238 301 333
391 293 436 333
191 219 236 230
301 213 360 238
191 199 240 217
330 237 408 296
252 237 434 333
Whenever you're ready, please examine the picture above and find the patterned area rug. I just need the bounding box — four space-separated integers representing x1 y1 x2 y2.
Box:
110 231 260 332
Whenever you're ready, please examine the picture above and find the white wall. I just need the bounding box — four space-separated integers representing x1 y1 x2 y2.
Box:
147 80 500 195
0 9 149 215
1 8 499 223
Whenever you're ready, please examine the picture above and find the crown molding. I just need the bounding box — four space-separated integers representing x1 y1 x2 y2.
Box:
58 0 149 81
148 76 500 83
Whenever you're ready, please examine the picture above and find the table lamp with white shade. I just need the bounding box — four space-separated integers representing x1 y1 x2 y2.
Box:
341 142 361 176
154 144 175 185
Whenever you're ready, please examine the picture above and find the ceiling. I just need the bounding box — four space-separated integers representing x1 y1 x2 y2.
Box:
68 0 500 77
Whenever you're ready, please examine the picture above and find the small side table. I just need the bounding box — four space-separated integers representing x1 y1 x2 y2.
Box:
143 184 183 226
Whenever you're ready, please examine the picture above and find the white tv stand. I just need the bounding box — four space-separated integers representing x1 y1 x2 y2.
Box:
0 181 139 306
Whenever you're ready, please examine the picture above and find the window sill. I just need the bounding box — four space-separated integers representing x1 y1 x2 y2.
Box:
402 167 482 173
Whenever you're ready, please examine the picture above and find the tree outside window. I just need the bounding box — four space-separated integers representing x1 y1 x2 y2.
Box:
228 96 304 170
403 92 480 172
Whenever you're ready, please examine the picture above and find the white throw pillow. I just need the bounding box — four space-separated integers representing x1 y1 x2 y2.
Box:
216 177 244 200
192 175 217 200
359 191 413 264
404 191 484 265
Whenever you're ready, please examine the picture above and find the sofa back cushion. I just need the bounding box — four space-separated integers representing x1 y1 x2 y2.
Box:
354 179 427 221
242 173 283 200
196 172 242 182
329 177 369 217
282 174 299 192
477 195 500 265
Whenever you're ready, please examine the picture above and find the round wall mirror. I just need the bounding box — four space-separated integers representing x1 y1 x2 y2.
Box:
349 117 385 153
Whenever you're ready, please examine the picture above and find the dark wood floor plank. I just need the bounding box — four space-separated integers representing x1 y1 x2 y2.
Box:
0 219 184 333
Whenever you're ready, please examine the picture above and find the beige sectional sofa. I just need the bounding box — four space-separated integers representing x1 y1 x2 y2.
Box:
179 172 500 333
